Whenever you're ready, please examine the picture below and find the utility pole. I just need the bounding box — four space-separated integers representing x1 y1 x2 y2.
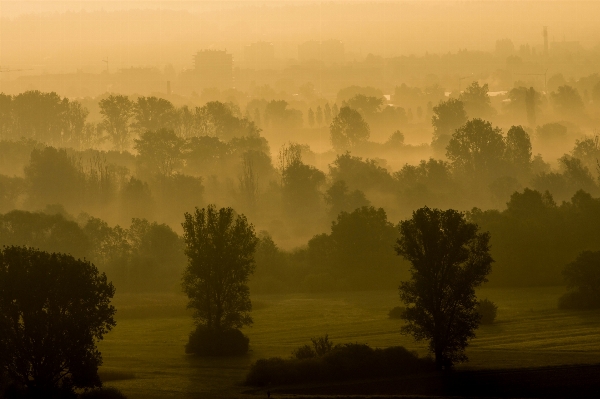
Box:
102 57 109 73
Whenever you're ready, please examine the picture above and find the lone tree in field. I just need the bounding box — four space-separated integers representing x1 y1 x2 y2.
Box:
182 205 258 356
395 207 493 370
0 246 116 397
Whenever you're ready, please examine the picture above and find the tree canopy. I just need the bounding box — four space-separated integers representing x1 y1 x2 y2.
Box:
0 246 116 396
182 205 258 335
395 207 493 369
329 106 370 151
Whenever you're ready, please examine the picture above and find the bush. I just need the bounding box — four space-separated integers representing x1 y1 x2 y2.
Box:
185 325 249 356
477 298 498 324
388 306 406 319
79 388 127 399
245 343 433 387
292 334 334 359
559 251 600 310
558 291 600 310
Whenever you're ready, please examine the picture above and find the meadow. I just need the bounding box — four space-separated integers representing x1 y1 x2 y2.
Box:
97 287 600 398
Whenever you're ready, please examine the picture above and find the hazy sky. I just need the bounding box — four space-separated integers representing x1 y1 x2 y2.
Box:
1 1 599 73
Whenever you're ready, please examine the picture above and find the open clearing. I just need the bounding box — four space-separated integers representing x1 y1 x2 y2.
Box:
98 287 600 398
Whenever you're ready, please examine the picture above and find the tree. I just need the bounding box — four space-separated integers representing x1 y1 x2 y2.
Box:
12 91 68 145
459 81 494 119
316 105 323 126
64 100 91 150
134 128 185 179
446 118 506 179
132 96 177 134
551 85 585 118
0 246 116 396
264 100 303 130
324 103 332 123
504 125 532 175
329 106 370 151
99 95 133 151
431 98 467 153
181 205 258 355
24 146 84 211
559 250 600 309
308 108 315 127
325 180 370 220
395 207 493 370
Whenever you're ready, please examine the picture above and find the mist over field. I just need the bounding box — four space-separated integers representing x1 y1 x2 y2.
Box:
2 1 600 398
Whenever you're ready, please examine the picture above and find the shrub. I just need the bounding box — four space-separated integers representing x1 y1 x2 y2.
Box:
185 325 249 356
245 343 433 387
293 344 316 359
292 334 333 359
388 306 406 319
477 298 498 324
558 291 600 310
559 251 600 310
79 387 127 399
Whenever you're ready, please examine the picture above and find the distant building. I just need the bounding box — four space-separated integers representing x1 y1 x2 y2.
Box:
191 50 233 88
244 42 275 69
298 40 344 65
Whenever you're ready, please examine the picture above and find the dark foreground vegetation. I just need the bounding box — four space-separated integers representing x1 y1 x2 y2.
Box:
264 363 600 398
246 340 433 387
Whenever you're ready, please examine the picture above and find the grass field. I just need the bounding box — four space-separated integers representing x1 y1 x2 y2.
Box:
97 287 600 398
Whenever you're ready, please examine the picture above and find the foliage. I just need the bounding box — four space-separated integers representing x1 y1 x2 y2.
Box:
459 81 494 119
329 106 370 151
0 246 116 397
182 205 258 342
79 387 128 399
504 125 532 174
185 325 249 356
132 96 177 134
551 85 585 117
292 335 334 359
264 100 303 130
431 98 467 152
99 95 133 151
446 118 506 179
559 251 600 309
388 306 406 319
281 159 326 218
324 180 370 220
134 129 185 179
245 343 433 387
328 152 394 193
196 101 260 140
305 206 400 290
24 146 84 210
0 210 91 259
477 298 498 324
396 207 493 369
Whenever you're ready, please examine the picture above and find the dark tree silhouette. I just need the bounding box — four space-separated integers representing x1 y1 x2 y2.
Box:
446 118 506 179
132 96 177 134
431 98 467 153
182 205 258 355
395 207 493 370
99 95 133 151
459 81 494 119
559 250 600 309
0 246 116 397
329 106 370 151
134 128 185 179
